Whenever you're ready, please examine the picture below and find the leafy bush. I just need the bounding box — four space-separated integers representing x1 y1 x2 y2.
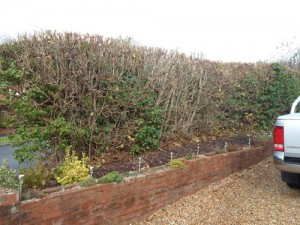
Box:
54 147 89 185
0 159 18 189
131 126 160 154
98 171 123 184
222 63 300 132
166 159 185 169
0 135 10 145
19 165 54 191
79 175 97 187
130 108 163 154
185 155 194 160
214 147 226 154
1 31 300 165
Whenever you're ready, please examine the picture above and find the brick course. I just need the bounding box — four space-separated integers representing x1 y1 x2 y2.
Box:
0 140 273 225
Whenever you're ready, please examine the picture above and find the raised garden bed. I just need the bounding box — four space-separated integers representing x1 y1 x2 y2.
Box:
0 139 273 225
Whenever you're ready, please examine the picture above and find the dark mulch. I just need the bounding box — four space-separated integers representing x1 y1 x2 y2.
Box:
93 136 252 178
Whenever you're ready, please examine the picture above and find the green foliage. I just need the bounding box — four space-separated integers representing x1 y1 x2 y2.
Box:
0 33 166 164
10 115 81 164
11 125 49 163
0 61 24 85
215 147 226 154
166 159 185 169
2 31 300 167
19 165 54 191
79 175 97 187
185 155 193 160
0 159 19 189
54 147 89 185
260 64 300 127
0 135 10 145
98 171 123 184
130 108 163 154
223 63 300 132
131 126 160 154
142 108 164 128
129 145 142 155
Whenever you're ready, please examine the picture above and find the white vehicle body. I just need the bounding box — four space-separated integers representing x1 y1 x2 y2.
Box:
273 96 300 188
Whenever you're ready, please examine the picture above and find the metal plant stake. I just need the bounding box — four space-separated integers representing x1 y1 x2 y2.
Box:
138 157 142 174
90 166 94 177
18 174 24 201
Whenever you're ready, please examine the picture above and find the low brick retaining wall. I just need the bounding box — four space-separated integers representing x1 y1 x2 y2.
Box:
0 140 273 225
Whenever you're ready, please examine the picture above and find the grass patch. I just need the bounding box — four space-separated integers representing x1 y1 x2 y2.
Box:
0 136 10 145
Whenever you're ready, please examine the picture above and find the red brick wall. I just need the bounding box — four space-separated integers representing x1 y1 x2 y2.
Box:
0 141 273 225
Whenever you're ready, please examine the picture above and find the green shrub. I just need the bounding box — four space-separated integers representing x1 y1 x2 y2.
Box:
130 125 161 155
54 147 89 185
223 63 300 132
215 147 226 154
0 159 18 189
129 145 142 155
98 171 123 184
79 175 97 187
166 159 185 169
185 155 193 160
0 135 10 145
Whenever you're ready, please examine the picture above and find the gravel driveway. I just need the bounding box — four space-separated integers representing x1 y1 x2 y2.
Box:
139 157 300 225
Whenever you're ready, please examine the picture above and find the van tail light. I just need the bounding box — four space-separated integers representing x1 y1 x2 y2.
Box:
273 126 284 151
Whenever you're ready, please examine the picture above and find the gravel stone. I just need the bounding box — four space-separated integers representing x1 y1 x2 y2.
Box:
139 157 300 225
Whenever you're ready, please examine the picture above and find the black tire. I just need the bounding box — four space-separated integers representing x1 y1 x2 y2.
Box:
281 171 300 185
287 182 300 189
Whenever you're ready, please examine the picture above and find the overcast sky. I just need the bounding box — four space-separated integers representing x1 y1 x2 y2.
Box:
1 0 300 62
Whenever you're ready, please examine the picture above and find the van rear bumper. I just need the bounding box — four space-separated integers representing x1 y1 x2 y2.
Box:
273 151 300 174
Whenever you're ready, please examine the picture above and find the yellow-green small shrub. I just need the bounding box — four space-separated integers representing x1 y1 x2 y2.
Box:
166 159 184 168
54 147 89 185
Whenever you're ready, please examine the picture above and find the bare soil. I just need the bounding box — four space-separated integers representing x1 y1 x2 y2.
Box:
92 136 252 178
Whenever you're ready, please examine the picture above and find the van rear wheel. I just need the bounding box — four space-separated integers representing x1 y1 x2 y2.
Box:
281 171 300 188
287 182 300 189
